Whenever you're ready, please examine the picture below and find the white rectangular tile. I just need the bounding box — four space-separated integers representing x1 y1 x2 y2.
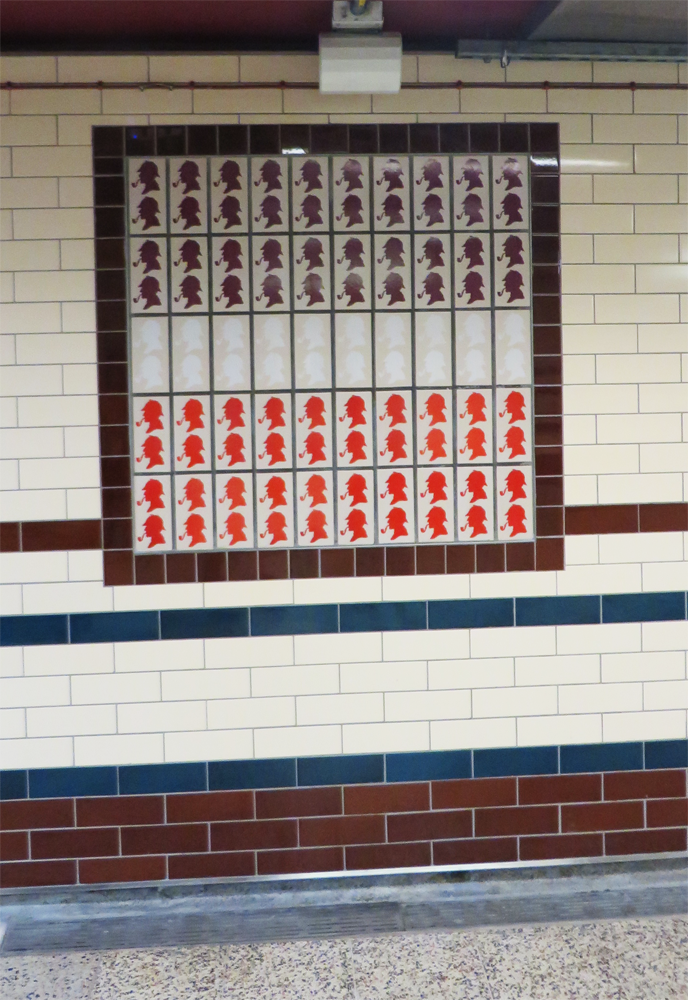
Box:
297 693 383 726
28 704 116 738
642 619 688 652
1 675 69 708
559 682 642 714
118 701 206 734
342 721 429 754
384 689 470 722
382 629 469 662
431 717 516 751
251 664 339 698
0 736 73 769
644 679 688 711
602 709 686 742
254 725 342 759
340 660 427 693
74 733 164 767
470 626 556 659
472 686 557 718
71 672 160 705
602 650 686 683
164 729 253 763
295 631 381 665
161 668 250 702
0 708 26 739
557 622 642 655
517 714 602 746
515 654 600 687
207 696 294 730
205 635 293 670
429 657 514 690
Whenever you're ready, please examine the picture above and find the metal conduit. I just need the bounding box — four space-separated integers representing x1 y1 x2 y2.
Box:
1 80 686 91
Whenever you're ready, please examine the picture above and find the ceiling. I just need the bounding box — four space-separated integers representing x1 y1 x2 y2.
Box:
1 0 685 52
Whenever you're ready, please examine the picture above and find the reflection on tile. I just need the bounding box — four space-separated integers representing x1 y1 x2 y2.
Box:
373 156 411 231
294 314 332 389
172 316 210 393
134 474 172 552
335 313 372 387
169 158 208 234
453 155 489 232
493 154 530 231
333 156 370 232
250 156 289 233
294 235 331 311
495 310 532 385
130 237 167 314
415 312 451 386
378 466 415 543
455 311 492 387
213 315 251 391
375 314 412 387
216 472 254 549
256 470 294 548
253 316 291 391
292 156 330 232
374 234 411 309
129 158 167 234
170 236 208 313
131 316 170 393
210 156 249 234
212 235 249 312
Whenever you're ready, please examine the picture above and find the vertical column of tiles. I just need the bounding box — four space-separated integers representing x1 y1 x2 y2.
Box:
334 154 375 548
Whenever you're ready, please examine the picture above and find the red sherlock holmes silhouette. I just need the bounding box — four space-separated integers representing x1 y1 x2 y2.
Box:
260 511 288 545
137 478 165 512
218 396 245 430
341 508 368 542
500 468 527 503
421 393 447 426
459 426 487 461
501 504 527 537
179 512 206 547
380 393 406 427
301 509 328 543
177 477 206 510
461 392 487 425
380 471 408 506
381 506 408 540
339 395 366 428
177 398 204 432
178 433 205 468
339 429 366 463
460 469 488 504
220 476 247 509
461 505 488 538
136 399 164 434
217 432 245 466
260 475 288 509
136 435 165 470
421 470 448 505
340 472 367 507
220 511 247 545
138 514 165 548
421 506 448 540
299 396 326 429
300 474 327 508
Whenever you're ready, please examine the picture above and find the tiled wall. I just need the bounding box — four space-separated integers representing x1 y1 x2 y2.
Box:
0 53 686 884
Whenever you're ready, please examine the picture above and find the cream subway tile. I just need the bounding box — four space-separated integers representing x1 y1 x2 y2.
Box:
470 626 556 660
382 629 469 662
563 444 638 475
115 639 204 674
67 550 103 583
204 579 293 607
239 54 318 83
561 295 594 324
16 333 95 365
329 113 415 124
343 721 429 755
598 353 680 383
254 725 342 759
165 729 253 763
1 116 57 146
28 704 116 738
385 689 470 722
558 561 642 596
10 90 100 115
561 235 593 264
0 709 26 740
17 395 98 427
473 686 557 718
681 64 688 85
556 622 641 656
0 737 73 769
58 177 93 209
595 174 678 205
285 91 371 115
597 413 682 444
1 272 15 304
563 355 595 383
150 114 242 126
418 55 505 83
102 89 192 115
517 714 602 747
297 693 382 726
1 177 58 209
401 54 418 83
642 620 688 653
238 113 329 125
194 89 283 115
340 660 427 693
0 648 23 679
113 582 203 612
598 471 683 504
1 427 64 459
640 442 688 473
72 672 160 706
0 585 23 615
460 90 546 114
64 426 99 458
634 143 688 174
1 675 69 708
594 234 679 264
150 54 239 83
636 264 688 294
205 635 294 670
295 631 381 665
56 114 147 147
19 456 99 490
593 115 677 145
14 270 94 303
22 581 113 615
251 664 339 698
1 240 61 271
60 240 95 271
429 657 513 691
561 204 633 234
560 144 633 173
0 489 67 522
508 60 592 83
564 535 599 566
1 459 19 489
58 54 148 83
600 531 684 564
61 303 96 334
66 488 101 520
118 701 206 734
559 682 642 715
162 668 250 702
468 571 557 600
596 295 680 325
516 653 600 687
638 325 688 354
635 203 688 234
639 383 688 412
1 302 61 335
431 717 515 751
560 175 592 204
681 116 688 144
603 709 686 743
550 90 632 114
1 55 57 83
0 147 11 177
0 334 15 365
293 576 382 605
419 113 509 125
562 416 596 445
564 475 597 505
0 363 62 396
74 733 164 767
207 696 294 730
682 295 688 321
1 89 9 115
12 208 93 240
642 560 688 592
595 62 678 84
602 650 686 684
634 91 687 114
0 551 67 585
381 574 470 602
506 112 591 144
644 679 688 711
0 396 18 428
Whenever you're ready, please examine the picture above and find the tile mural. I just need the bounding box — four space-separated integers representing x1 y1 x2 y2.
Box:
129 154 534 553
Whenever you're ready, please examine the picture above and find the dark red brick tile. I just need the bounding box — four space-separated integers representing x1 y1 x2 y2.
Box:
416 544 446 575
21 520 101 551
639 502 688 533
535 537 564 571
446 544 475 574
506 542 535 572
519 774 601 806
646 799 688 828
259 550 288 580
0 831 28 861
212 819 297 852
603 769 686 801
299 815 385 847
433 837 517 866
134 554 165 584
31 827 119 860
432 777 516 811
169 852 255 880
226 550 258 581
258 847 343 876
166 552 197 583
197 552 227 582
0 522 20 552
345 783 429 815
1 798 74 831
561 802 643 833
256 787 341 819
289 549 319 579
519 833 603 861
385 546 415 576
167 791 254 824
476 543 505 573
77 796 164 828
0 860 76 888
387 810 471 843
321 548 354 578
346 842 431 871
103 550 134 586
356 546 384 577
78 855 166 884
565 504 638 535
605 827 686 856
121 824 208 856
475 805 558 838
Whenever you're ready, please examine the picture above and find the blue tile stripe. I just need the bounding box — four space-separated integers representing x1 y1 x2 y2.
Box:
1 741 685 801
1 591 685 648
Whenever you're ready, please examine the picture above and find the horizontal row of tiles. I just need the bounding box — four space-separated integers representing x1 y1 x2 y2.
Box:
93 122 560 160
1 828 686 888
1 590 685 648
2 740 686 800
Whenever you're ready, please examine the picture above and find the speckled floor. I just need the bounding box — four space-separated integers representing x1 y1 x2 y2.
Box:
1 916 686 999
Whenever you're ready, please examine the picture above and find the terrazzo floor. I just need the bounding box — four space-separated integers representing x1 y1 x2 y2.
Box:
1 915 686 999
